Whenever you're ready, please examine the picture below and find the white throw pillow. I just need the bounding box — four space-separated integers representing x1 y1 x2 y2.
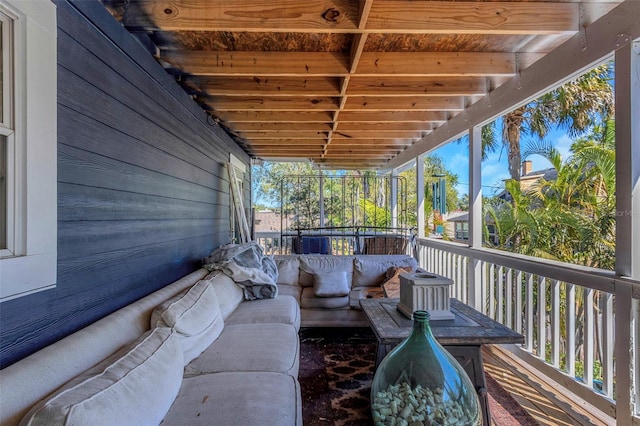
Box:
300 255 353 288
151 278 224 364
313 270 350 297
20 327 183 426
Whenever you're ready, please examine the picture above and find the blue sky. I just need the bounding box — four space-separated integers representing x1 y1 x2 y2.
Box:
431 128 573 198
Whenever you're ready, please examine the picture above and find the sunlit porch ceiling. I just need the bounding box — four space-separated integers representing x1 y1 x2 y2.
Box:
103 0 623 169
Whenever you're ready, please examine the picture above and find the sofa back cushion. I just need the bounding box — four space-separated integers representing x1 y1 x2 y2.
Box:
208 272 245 319
353 256 418 287
275 257 300 286
299 255 354 288
21 327 183 426
151 277 224 364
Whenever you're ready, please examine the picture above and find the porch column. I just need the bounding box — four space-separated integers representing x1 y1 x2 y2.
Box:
390 168 398 229
416 154 426 238
467 125 483 309
614 39 640 422
319 173 325 228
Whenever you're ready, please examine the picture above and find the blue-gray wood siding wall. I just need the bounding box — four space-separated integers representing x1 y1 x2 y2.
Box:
0 0 250 368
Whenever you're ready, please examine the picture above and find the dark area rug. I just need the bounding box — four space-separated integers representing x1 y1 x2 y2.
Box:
299 327 537 425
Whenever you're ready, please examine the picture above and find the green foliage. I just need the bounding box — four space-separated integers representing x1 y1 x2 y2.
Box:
485 122 616 270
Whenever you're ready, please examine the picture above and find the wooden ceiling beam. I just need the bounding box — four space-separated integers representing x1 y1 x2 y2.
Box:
123 0 358 31
163 51 514 77
230 122 333 131
328 139 413 146
162 51 350 76
213 111 334 122
342 96 464 111
336 122 433 131
333 130 424 139
366 1 579 34
235 130 328 139
338 111 447 122
245 140 328 146
356 52 515 76
124 0 577 35
346 77 487 97
183 76 342 96
204 96 339 111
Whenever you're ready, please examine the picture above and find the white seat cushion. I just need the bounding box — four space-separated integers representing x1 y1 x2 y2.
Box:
162 372 302 426
21 327 183 426
225 295 300 330
300 287 349 309
184 323 299 377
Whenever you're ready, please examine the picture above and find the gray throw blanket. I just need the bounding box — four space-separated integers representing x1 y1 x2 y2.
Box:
203 242 278 300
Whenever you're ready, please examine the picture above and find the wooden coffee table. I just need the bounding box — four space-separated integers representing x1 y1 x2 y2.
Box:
360 297 524 426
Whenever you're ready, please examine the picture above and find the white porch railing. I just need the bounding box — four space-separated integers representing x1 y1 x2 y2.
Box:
416 237 640 424
256 231 412 256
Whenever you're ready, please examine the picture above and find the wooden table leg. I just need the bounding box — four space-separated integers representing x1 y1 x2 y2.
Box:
444 345 491 426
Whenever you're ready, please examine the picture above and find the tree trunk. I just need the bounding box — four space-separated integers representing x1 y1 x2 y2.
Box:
504 108 525 181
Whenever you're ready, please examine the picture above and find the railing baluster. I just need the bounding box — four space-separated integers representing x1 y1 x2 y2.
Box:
583 288 595 388
550 279 560 368
537 276 547 360
525 273 534 352
506 267 513 329
602 292 614 398
480 261 487 315
497 265 504 324
566 283 576 378
516 270 523 334
489 264 496 319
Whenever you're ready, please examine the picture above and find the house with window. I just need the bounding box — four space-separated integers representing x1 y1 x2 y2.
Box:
0 0 638 424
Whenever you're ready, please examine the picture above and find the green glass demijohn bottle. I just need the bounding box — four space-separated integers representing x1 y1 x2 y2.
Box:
370 310 481 426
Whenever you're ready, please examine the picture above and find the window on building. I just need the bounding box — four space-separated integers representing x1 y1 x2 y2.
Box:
0 12 10 252
0 0 57 301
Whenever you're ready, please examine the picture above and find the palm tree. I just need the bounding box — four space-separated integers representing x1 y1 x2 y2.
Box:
484 62 614 182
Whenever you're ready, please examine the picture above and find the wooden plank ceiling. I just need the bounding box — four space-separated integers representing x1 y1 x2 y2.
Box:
103 0 621 169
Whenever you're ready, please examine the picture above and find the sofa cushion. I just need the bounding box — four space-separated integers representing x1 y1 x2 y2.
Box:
163 372 302 426
300 287 349 309
352 256 417 287
225 295 300 330
21 327 183 426
313 270 350 297
277 284 302 302
150 278 224 364
349 287 386 309
208 272 244 320
184 323 299 377
299 255 354 288
275 257 300 285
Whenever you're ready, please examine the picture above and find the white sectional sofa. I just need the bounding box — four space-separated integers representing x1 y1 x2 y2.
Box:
273 254 418 327
0 269 301 426
0 253 419 426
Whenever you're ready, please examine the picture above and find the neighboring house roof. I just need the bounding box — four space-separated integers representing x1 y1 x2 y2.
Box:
496 167 558 201
254 210 295 232
445 211 469 222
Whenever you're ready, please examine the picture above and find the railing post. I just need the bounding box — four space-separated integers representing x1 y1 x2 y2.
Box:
390 168 398 230
467 125 483 310
416 154 425 238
